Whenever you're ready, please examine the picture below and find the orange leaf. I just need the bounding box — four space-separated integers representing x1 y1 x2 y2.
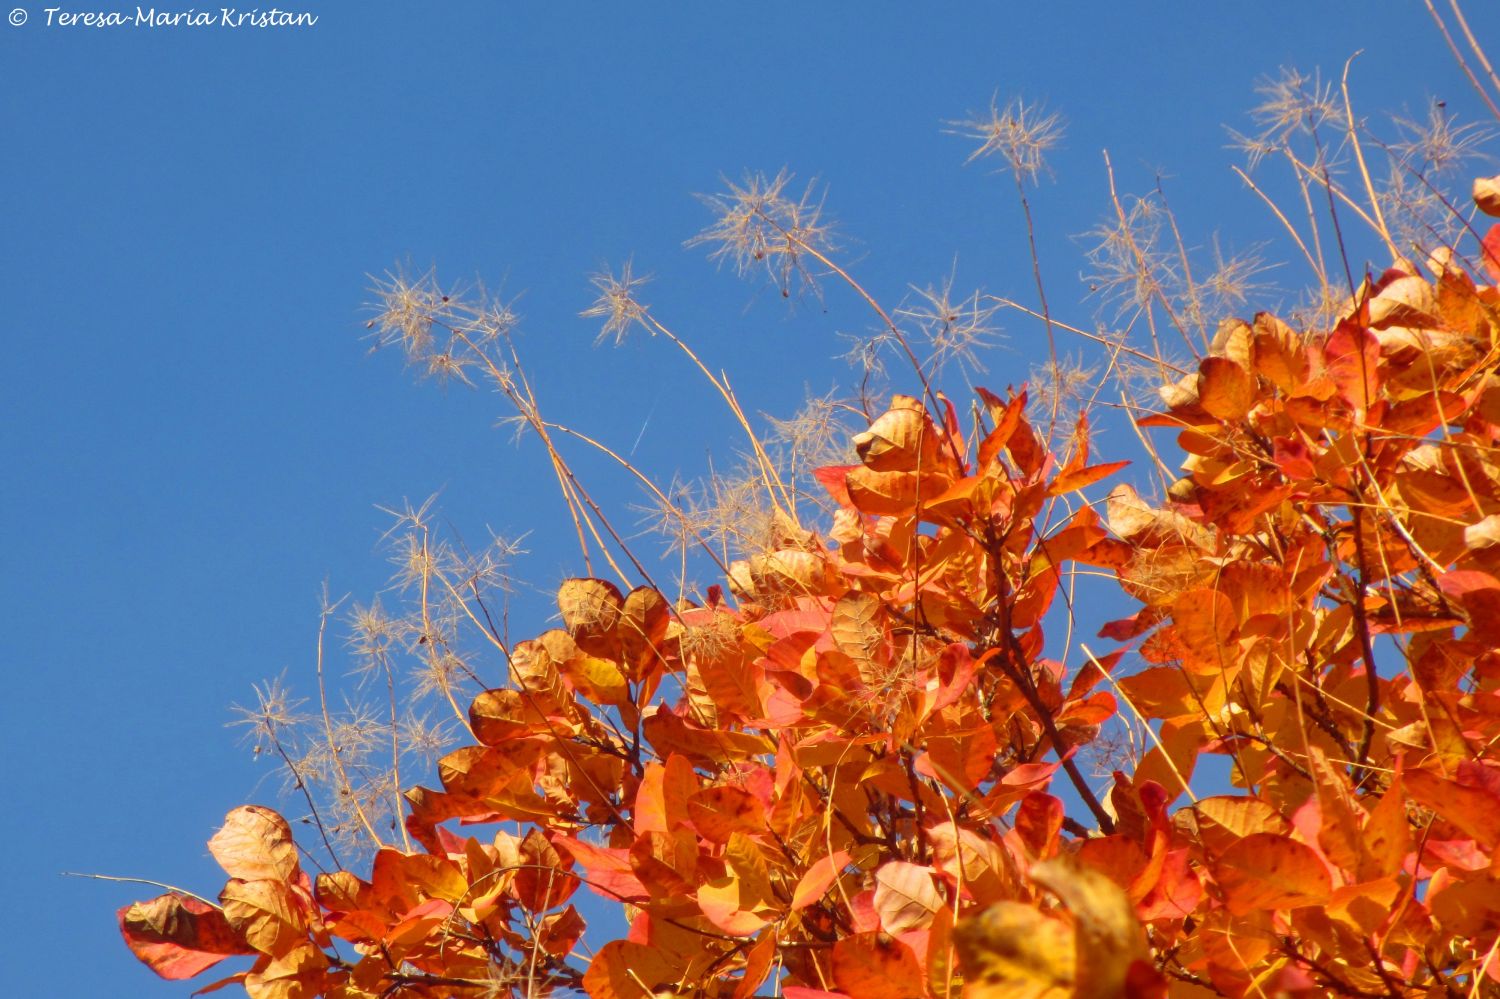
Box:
832 931 927 999
1050 459 1130 496
241 944 328 999
1197 357 1255 421
696 877 774 936
583 939 676 999
633 761 671 834
1323 320 1380 417
688 785 767 844
469 687 537 744
555 836 648 903
1405 767 1500 850
619 586 670 681
813 464 857 507
1014 792 1063 859
537 905 586 957
1361 766 1410 879
514 830 579 913
853 394 941 472
791 850 851 910
208 806 300 884
558 577 623 658
219 878 310 958
557 653 630 708
732 931 778 999
845 467 950 517
830 590 887 687
1214 833 1331 914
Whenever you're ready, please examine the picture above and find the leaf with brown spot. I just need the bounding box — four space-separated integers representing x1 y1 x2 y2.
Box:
687 785 767 844
832 931 927 999
118 894 253 980
1405 767 1500 850
468 687 537 744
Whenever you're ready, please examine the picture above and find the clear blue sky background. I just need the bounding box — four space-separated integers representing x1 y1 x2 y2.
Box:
4 2 1499 994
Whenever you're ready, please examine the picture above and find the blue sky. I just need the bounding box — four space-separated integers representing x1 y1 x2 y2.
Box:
4 2 1499 994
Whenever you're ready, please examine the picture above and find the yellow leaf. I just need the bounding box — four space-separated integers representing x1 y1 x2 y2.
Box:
954 901 1074 999
1029 858 1149 999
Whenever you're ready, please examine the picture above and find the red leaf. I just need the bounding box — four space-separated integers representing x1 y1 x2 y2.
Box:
119 894 252 980
555 836 648 903
1014 792 1063 859
814 464 857 507
1323 320 1380 417
1483 222 1500 282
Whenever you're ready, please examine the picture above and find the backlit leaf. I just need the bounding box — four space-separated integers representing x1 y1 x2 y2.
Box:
208 807 300 885
873 860 942 934
1214 833 1331 914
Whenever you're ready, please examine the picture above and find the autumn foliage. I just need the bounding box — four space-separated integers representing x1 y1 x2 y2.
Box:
120 196 1500 996
114 28 1500 995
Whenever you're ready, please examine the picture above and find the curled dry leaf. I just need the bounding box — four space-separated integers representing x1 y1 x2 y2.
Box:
1474 174 1500 216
